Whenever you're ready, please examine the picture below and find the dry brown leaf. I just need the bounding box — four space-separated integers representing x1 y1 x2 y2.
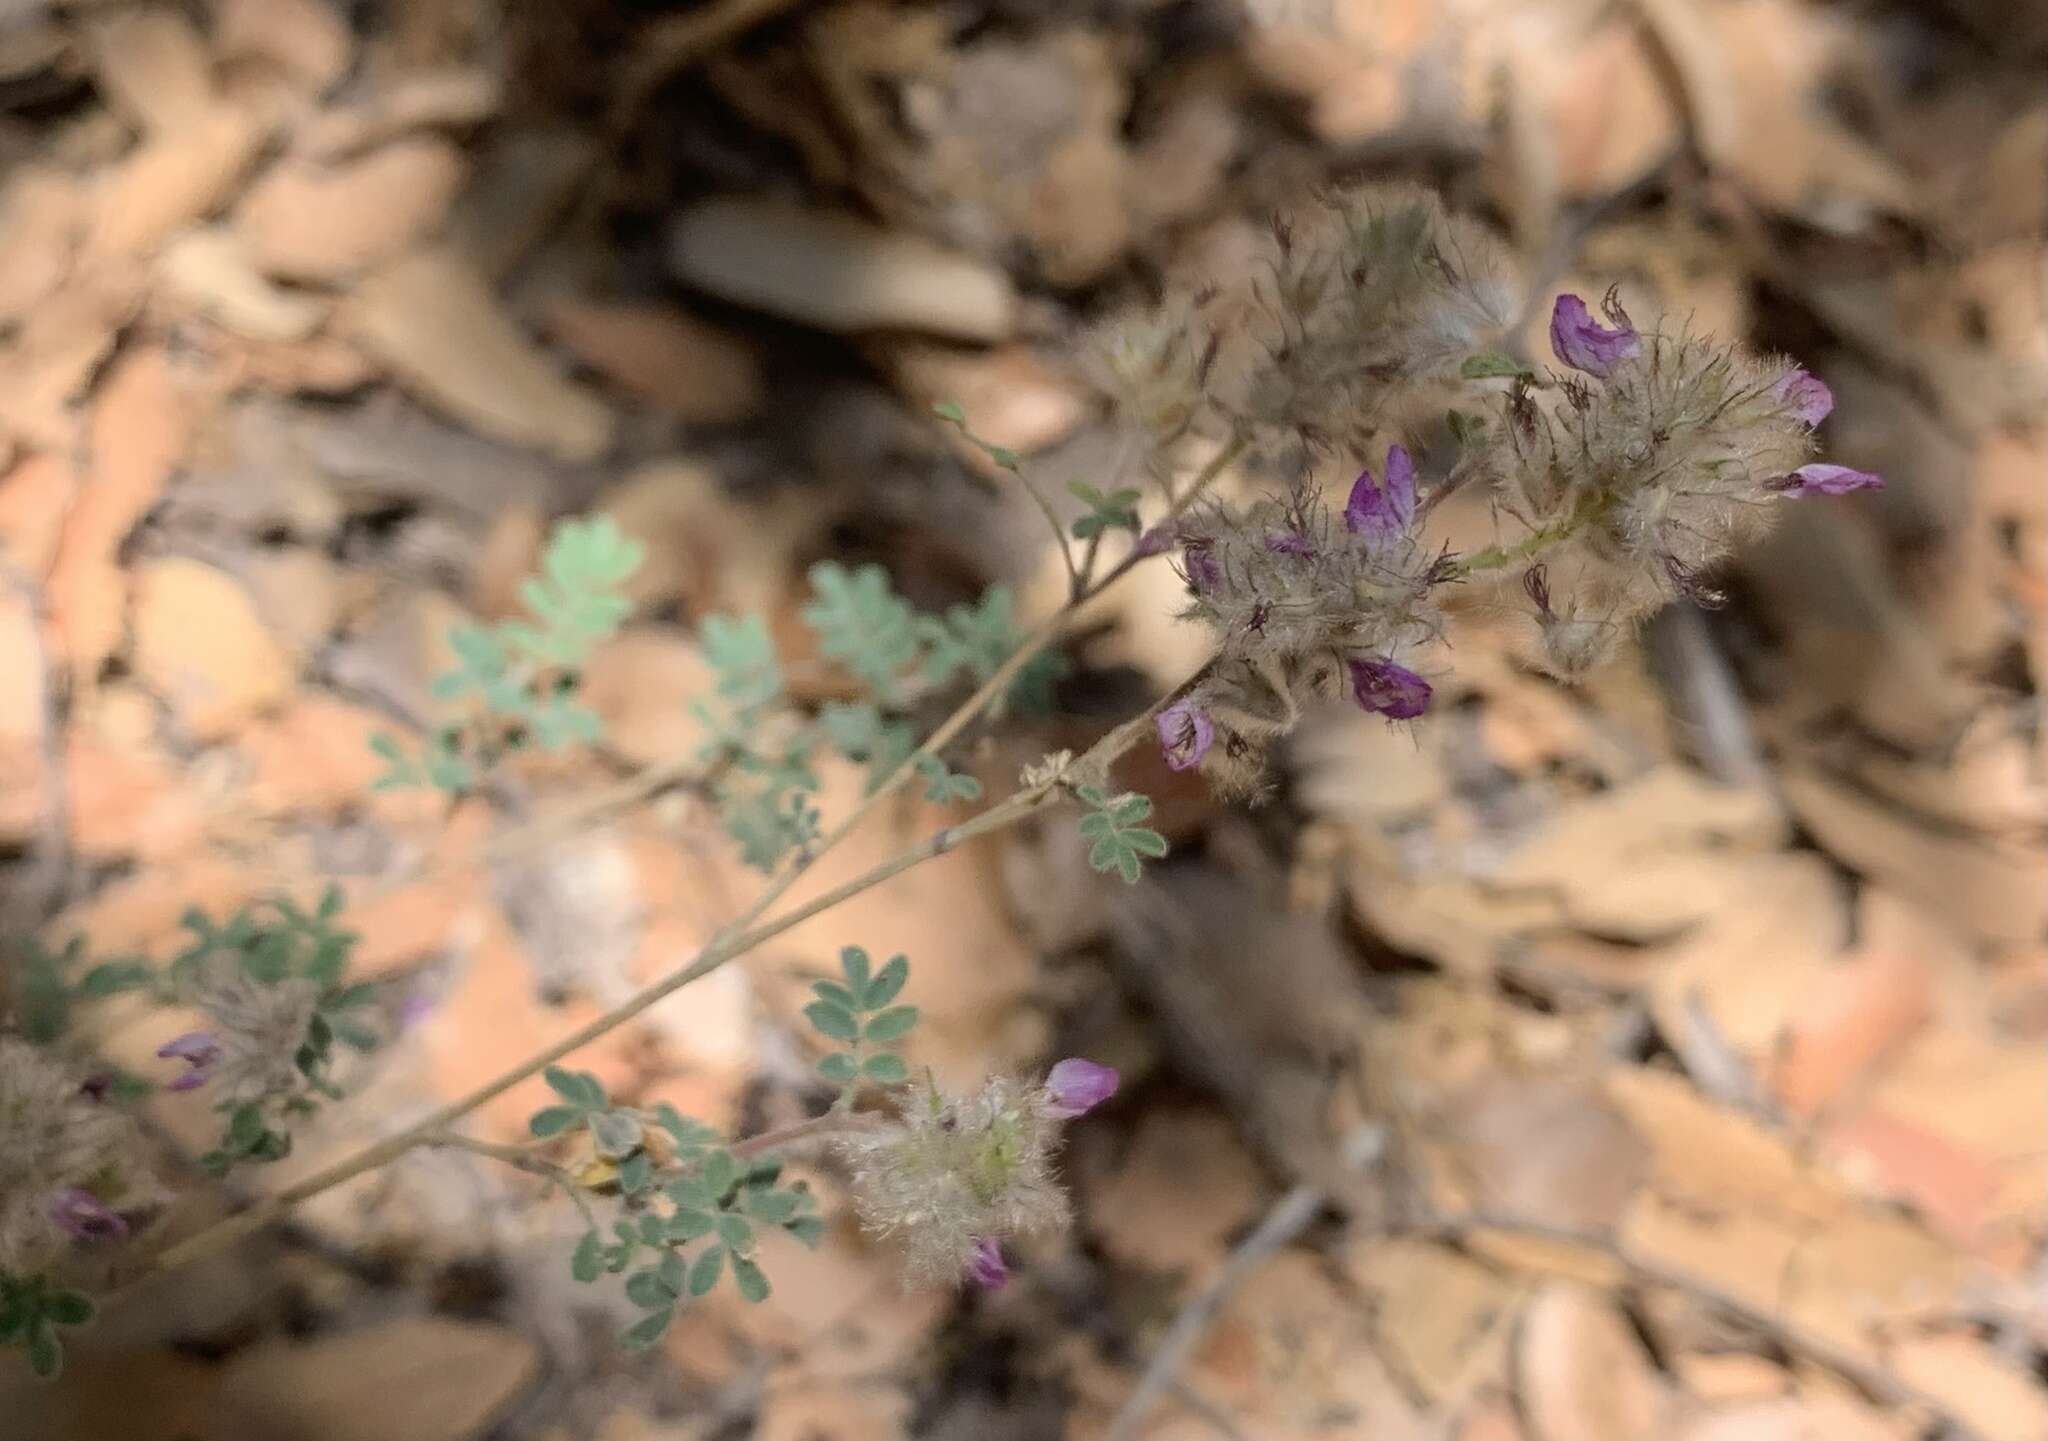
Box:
1647 853 1850 1071
1349 1238 1517 1402
157 226 326 341
1621 1191 1800 1319
86 7 216 134
47 343 191 682
1672 1390 1907 1441
297 65 501 159
1888 1330 2048 1440
885 341 1086 457
599 457 811 620
1083 1106 1264 1275
0 267 142 452
131 556 294 740
236 138 466 281
668 198 1017 342
0 165 84 329
0 452 78 577
1781 1211 1977 1359
1672 1351 1790 1405
1441 1072 1650 1233
1780 765 2048 948
538 297 763 424
1603 1066 1846 1224
1182 1250 1430 1440
1518 1281 1672 1441
345 246 614 462
85 104 265 262
210 1317 538 1441
213 0 352 97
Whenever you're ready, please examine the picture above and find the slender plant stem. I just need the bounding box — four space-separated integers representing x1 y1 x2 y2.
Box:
119 430 1242 1294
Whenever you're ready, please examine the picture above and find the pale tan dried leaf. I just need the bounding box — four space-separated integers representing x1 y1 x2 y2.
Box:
158 226 325 341
85 104 265 262
210 1317 538 1441
298 66 500 159
87 7 216 134
0 166 84 328
539 297 763 424
236 138 465 282
213 0 351 96
345 247 614 462
1348 1238 1516 1402
668 198 1016 342
1780 765 2048 948
132 556 293 740
1519 1281 1672 1441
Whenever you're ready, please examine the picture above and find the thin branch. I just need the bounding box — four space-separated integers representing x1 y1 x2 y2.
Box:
1105 1181 1326 1441
119 439 1251 1295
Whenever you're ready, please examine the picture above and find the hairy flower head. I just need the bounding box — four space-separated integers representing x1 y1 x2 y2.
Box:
0 1039 162 1276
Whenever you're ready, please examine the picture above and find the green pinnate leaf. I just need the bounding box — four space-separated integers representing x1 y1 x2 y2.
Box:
862 1006 918 1043
803 1001 859 1044
668 1209 717 1242
1459 351 1532 380
1080 790 1168 884
25 1322 60 1379
618 1151 653 1196
714 1213 753 1252
687 1245 725 1297
860 1052 908 1084
528 1105 583 1138
621 1308 672 1350
731 1256 770 1303
810 980 859 1010
861 955 908 1009
544 1067 605 1109
817 1052 858 1085
571 1230 603 1282
785 1216 826 1248
800 563 920 704
838 947 872 991
625 1268 671 1308
41 1292 91 1328
698 612 782 712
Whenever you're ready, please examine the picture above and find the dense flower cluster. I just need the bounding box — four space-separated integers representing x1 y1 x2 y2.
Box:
158 965 322 1106
1089 184 1883 786
836 1058 1117 1288
0 1039 162 1278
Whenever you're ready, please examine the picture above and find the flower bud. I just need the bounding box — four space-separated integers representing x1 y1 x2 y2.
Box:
1344 443 1417 544
966 1237 1009 1289
1155 702 1214 773
47 1188 127 1243
1771 368 1834 427
1773 463 1883 497
157 1031 222 1092
1042 1058 1120 1119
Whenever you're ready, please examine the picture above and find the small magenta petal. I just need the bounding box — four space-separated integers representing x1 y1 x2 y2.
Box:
1264 531 1314 558
1548 293 1640 379
1349 657 1432 720
1182 543 1220 593
49 1187 128 1242
1155 701 1214 773
1777 463 1883 497
1044 1058 1120 1118
1772 368 1834 427
1344 443 1417 542
966 1237 1010 1289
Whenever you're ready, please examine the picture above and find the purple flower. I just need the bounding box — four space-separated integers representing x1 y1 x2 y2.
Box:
1349 657 1432 720
1133 525 1173 559
1264 531 1314 558
1043 1058 1120 1119
1772 368 1833 427
1182 542 1220 593
966 1237 1009 1289
1773 463 1884 497
1345 443 1417 543
49 1188 127 1242
157 1030 222 1092
1155 701 1214 773
1548 292 1640 379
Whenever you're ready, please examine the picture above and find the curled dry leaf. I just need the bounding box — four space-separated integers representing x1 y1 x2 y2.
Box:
345 247 614 462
